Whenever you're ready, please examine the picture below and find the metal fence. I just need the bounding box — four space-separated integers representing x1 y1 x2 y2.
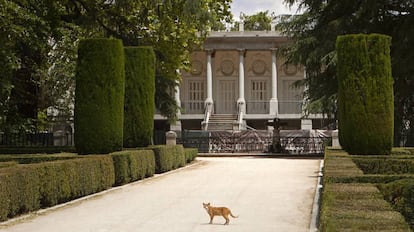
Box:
0 132 74 147
177 130 331 154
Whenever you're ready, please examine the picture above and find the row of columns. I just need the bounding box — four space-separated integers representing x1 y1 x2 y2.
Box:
203 48 280 115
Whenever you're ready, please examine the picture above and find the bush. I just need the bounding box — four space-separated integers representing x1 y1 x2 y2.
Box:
353 158 414 174
0 156 115 221
320 182 410 231
0 153 79 164
321 148 411 231
184 148 198 163
0 147 76 154
336 34 394 155
74 38 125 154
123 47 155 148
110 150 155 186
174 145 186 169
379 179 414 227
149 145 187 174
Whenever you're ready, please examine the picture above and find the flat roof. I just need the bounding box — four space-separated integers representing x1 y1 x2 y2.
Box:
204 31 288 50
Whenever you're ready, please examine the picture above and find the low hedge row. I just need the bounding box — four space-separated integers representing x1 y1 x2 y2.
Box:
0 146 76 154
0 156 115 221
320 148 413 231
110 150 155 186
0 153 79 164
379 179 414 227
184 148 198 163
149 145 186 174
0 145 198 222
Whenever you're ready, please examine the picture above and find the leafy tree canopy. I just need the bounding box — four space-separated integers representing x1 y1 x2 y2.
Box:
0 0 233 131
279 0 414 145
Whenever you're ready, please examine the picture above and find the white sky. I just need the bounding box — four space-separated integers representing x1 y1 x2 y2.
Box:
231 0 301 20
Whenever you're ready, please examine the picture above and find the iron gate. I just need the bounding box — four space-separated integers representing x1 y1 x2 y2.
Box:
177 130 331 154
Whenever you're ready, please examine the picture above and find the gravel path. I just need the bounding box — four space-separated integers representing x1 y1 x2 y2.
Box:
0 157 320 232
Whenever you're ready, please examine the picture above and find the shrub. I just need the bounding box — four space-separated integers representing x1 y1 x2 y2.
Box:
379 179 414 227
150 145 175 174
0 153 79 164
174 145 186 169
184 148 198 163
110 150 155 186
0 156 114 222
336 34 394 155
74 38 125 154
123 47 155 148
353 158 414 174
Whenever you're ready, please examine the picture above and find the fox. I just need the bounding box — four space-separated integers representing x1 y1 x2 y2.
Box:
202 202 238 225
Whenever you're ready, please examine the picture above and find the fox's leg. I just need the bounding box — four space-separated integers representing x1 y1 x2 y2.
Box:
209 215 214 224
223 215 229 225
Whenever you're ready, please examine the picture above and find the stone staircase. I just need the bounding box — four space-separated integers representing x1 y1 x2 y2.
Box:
206 114 237 131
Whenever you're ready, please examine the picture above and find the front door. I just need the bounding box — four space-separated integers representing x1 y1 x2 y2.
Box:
216 80 236 114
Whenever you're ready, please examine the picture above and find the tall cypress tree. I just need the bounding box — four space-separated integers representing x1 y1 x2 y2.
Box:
123 47 155 148
336 34 393 155
74 38 125 154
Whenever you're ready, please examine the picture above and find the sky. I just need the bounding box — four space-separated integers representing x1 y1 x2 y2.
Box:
230 0 301 20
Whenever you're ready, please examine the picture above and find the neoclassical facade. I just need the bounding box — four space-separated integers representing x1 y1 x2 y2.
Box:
155 30 326 132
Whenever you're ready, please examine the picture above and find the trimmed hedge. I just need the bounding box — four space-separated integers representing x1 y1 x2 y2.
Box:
379 179 414 227
0 156 115 221
110 150 155 186
74 38 125 155
320 148 412 231
0 146 76 154
184 148 198 163
149 145 186 174
320 182 411 231
336 34 394 155
0 153 79 164
123 47 155 148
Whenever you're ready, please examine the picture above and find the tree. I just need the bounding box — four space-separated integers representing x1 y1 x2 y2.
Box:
280 0 414 145
1 0 233 132
123 47 155 148
337 34 393 155
64 0 233 122
74 38 125 155
233 11 272 31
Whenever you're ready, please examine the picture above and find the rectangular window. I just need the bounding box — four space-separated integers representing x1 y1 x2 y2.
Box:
185 80 205 114
248 80 268 114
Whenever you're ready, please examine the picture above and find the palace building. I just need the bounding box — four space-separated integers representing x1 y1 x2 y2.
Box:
154 27 328 133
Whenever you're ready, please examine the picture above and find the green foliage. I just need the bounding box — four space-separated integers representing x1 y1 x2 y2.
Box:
123 47 155 148
353 158 414 175
280 0 414 145
0 153 78 164
174 145 186 169
237 11 272 31
184 148 198 163
0 156 115 221
149 145 186 174
0 147 76 154
110 150 155 186
321 148 412 231
336 34 393 155
379 179 414 227
74 38 125 155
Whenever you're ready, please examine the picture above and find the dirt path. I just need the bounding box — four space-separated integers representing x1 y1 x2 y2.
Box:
0 157 320 232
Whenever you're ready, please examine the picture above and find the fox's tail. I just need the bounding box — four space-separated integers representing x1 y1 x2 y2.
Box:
230 212 239 218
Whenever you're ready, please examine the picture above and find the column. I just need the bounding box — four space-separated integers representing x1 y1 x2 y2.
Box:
269 48 279 116
237 48 246 114
205 49 214 106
